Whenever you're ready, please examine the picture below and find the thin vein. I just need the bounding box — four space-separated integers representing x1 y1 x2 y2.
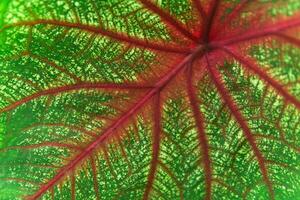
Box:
22 123 98 138
90 154 100 200
212 17 300 47
26 50 196 199
222 47 300 109
143 93 161 200
216 0 250 33
139 0 199 42
202 0 220 42
186 62 212 200
205 55 274 200
0 83 152 114
1 142 81 152
29 53 82 83
0 20 190 54
192 0 207 21
274 33 300 47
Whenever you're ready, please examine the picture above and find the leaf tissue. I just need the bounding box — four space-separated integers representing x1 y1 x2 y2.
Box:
0 0 299 199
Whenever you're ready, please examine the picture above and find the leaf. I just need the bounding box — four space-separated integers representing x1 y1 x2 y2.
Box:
0 0 299 199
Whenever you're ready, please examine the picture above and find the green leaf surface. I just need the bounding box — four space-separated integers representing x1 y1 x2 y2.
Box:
0 0 299 200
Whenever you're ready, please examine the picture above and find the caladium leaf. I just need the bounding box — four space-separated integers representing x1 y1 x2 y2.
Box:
0 0 300 199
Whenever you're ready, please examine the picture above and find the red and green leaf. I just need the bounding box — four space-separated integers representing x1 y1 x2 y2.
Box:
0 0 299 199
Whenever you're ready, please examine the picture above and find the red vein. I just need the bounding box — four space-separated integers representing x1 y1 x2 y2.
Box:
192 0 207 21
222 47 300 109
90 154 100 200
274 33 300 47
0 20 190 54
116 136 132 174
254 134 300 153
186 63 212 200
88 0 102 26
143 93 161 200
103 149 117 180
205 55 274 200
265 160 300 172
0 93 14 105
217 0 250 33
0 82 151 114
26 49 197 200
202 0 220 42
70 173 76 200
65 0 80 23
1 142 81 152
212 17 300 47
29 53 82 82
50 188 54 200
242 180 263 200
0 178 40 186
23 123 98 138
139 0 198 43
0 163 59 169
158 161 183 199
212 178 241 197
1 71 41 91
